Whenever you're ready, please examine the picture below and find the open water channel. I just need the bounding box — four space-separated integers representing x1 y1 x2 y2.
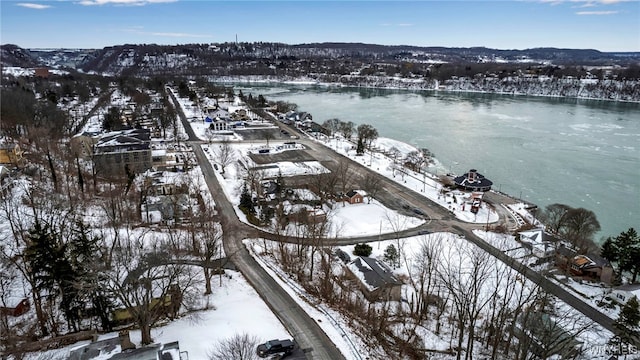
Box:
233 83 639 243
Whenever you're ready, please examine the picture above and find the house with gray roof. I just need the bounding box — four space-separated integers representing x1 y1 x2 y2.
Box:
453 169 493 192
92 128 152 178
612 283 640 305
68 331 186 360
346 256 403 302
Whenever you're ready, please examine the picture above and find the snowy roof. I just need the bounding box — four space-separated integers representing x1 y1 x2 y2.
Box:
572 254 610 269
518 228 562 245
348 256 402 290
346 190 360 198
95 128 150 152
615 284 640 298
68 336 182 360
453 169 493 190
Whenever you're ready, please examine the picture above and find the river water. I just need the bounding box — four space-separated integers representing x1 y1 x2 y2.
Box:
234 83 639 242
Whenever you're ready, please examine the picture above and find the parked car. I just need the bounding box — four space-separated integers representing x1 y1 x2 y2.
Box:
334 249 351 263
413 208 425 216
256 339 295 358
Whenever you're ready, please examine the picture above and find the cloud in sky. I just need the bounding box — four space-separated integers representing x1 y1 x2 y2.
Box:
16 3 52 9
79 0 177 6
576 10 619 14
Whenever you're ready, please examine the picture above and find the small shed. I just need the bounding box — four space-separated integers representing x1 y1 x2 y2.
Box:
0 298 30 317
344 190 364 205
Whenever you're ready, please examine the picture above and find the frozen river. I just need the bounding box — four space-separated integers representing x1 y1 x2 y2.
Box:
234 83 639 242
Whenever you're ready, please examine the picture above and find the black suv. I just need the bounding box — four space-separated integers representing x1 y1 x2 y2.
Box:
256 339 295 358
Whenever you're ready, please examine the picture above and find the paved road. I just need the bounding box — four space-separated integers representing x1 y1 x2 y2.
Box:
170 91 346 360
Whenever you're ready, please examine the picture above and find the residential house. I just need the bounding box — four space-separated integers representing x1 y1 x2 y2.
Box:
346 256 403 302
92 129 152 178
517 311 583 358
344 190 364 205
569 254 613 284
556 245 613 284
70 131 101 159
204 108 232 131
0 142 24 166
0 165 9 180
34 67 49 78
287 206 326 224
151 149 168 169
612 283 640 304
69 331 186 360
519 228 562 259
555 244 577 269
0 298 30 317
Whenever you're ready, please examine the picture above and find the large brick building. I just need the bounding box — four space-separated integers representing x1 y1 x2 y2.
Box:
93 129 152 178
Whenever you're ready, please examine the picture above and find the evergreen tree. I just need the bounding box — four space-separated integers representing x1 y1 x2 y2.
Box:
613 296 640 345
25 223 61 299
612 228 640 282
353 243 372 257
239 183 255 214
601 236 618 261
383 244 399 268
25 222 73 333
356 137 364 155
68 220 113 331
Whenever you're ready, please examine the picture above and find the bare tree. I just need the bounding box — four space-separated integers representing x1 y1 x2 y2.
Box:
204 127 216 144
407 235 443 322
562 207 600 250
384 210 410 269
539 203 571 235
339 120 355 140
199 219 223 295
356 123 378 150
208 332 260 360
214 140 236 175
308 169 338 205
335 158 354 195
322 118 341 137
436 239 495 360
361 173 382 204
106 235 191 345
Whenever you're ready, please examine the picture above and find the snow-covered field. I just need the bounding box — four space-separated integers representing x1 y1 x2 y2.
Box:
26 270 291 360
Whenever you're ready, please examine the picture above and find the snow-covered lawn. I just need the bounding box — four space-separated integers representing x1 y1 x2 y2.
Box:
322 135 500 225
26 270 291 360
330 199 425 237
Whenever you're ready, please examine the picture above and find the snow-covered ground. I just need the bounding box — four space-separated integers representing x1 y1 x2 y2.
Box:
25 270 291 360
4 81 620 360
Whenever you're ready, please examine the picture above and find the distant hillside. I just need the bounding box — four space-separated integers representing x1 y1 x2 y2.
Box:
2 42 639 79
0 44 40 68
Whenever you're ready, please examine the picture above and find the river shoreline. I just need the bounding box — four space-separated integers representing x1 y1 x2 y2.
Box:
211 75 640 104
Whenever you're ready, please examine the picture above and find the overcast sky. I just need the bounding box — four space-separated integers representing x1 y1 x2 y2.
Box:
1 0 639 52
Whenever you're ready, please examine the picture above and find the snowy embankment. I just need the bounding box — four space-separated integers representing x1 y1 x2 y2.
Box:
212 74 640 103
